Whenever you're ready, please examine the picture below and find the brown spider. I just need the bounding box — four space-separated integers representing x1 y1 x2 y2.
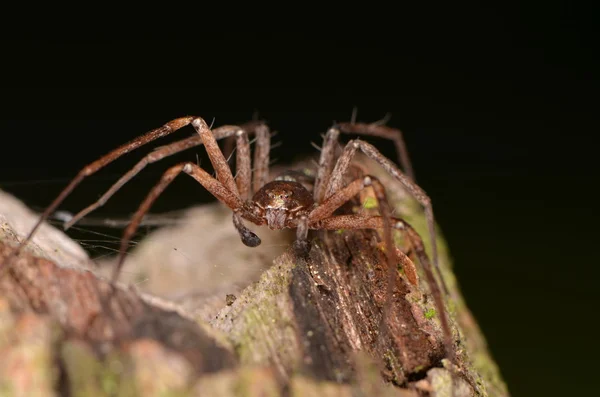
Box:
13 115 454 365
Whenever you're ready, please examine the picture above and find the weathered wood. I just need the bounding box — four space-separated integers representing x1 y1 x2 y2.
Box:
0 240 237 373
0 153 509 396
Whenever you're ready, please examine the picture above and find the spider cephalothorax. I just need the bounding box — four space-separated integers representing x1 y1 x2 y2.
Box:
252 180 314 230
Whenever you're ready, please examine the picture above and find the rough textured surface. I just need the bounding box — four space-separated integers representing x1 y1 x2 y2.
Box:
0 309 59 397
0 189 92 270
94 202 294 320
0 153 509 396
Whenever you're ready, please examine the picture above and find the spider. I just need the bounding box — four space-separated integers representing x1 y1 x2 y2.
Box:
13 115 454 366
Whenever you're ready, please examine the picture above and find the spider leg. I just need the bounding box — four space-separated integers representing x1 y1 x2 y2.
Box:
309 173 417 283
324 137 448 295
190 118 264 248
231 125 261 247
292 215 310 257
313 152 456 376
234 126 252 200
309 176 368 221
309 175 407 324
313 120 416 202
251 123 271 194
375 241 419 286
310 213 455 363
310 171 420 285
297 173 375 258
64 124 253 230
14 116 195 254
192 118 240 195
313 127 339 203
64 135 203 230
222 119 266 162
113 161 257 283
335 121 415 181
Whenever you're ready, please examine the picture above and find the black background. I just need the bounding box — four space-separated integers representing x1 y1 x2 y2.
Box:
0 9 597 396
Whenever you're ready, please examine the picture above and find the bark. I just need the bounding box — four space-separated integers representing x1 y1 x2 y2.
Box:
0 156 509 397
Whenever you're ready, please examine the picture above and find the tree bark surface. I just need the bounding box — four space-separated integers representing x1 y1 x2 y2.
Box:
0 156 509 396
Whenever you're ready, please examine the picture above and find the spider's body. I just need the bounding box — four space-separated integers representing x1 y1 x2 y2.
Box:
13 115 458 383
252 180 314 230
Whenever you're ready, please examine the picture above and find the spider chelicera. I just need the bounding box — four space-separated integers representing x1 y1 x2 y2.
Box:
14 115 454 365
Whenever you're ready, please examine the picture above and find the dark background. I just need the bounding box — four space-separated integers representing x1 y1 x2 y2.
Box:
0 10 597 396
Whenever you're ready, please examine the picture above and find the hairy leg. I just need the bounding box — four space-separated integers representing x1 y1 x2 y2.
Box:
114 117 266 280
375 241 418 286
234 128 252 199
113 161 258 283
335 121 415 181
309 174 415 331
311 213 454 363
58 116 260 248
313 120 416 202
222 119 265 162
231 127 261 247
190 118 263 248
310 172 420 280
14 116 196 254
192 118 239 195
313 127 340 203
252 123 271 194
324 137 448 295
64 124 254 230
312 125 452 363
